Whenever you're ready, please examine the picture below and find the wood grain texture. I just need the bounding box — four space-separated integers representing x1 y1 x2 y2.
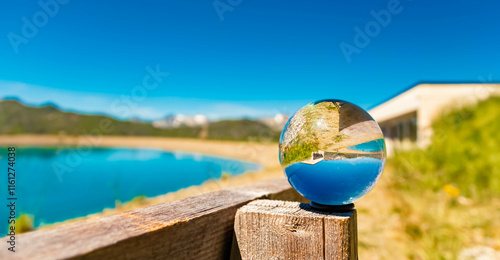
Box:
0 177 306 260
234 200 357 260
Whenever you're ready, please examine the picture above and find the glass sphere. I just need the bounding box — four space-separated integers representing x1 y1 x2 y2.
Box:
279 99 386 206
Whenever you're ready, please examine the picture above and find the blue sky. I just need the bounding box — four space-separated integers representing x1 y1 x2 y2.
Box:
1 0 499 120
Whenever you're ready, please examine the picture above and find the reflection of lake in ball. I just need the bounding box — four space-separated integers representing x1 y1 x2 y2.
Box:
279 99 386 206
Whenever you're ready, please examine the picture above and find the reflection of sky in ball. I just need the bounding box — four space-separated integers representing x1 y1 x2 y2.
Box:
279 100 386 205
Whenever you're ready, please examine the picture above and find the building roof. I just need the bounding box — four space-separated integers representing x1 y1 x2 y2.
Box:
368 82 500 110
368 83 500 123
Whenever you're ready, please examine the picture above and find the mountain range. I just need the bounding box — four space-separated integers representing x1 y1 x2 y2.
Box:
0 99 285 141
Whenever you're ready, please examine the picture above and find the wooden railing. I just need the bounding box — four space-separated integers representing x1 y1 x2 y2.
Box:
1 178 306 260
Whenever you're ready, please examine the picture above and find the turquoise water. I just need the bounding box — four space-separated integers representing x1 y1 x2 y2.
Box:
347 138 386 152
284 157 384 205
0 147 260 231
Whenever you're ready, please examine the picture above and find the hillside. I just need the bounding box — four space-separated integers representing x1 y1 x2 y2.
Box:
391 96 500 197
0 100 280 141
385 96 500 258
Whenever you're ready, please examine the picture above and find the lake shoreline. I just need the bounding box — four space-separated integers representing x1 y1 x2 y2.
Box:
0 135 279 168
0 135 284 228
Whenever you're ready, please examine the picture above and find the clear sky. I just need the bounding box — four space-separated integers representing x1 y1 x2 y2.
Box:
1 0 499 120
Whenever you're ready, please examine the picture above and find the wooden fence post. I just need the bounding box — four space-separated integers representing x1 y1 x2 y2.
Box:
233 200 357 260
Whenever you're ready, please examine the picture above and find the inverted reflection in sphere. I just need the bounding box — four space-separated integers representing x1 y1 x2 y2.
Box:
279 100 386 206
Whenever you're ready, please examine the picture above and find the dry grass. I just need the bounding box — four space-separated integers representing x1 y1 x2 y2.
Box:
357 165 500 259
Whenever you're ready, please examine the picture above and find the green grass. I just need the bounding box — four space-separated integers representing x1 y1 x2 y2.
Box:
15 214 34 234
390 97 500 198
280 141 319 166
385 97 500 259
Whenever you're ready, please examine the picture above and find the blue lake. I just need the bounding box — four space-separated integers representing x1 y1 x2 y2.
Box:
0 147 261 231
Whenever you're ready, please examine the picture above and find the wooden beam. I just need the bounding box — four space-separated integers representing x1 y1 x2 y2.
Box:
0 178 306 260
234 200 357 260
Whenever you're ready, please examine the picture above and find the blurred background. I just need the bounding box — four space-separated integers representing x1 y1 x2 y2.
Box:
1 0 499 259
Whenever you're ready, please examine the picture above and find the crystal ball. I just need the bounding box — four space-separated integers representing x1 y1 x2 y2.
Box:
279 99 386 206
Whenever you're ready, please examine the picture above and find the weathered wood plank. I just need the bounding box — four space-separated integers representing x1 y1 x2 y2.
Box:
234 200 357 260
324 209 358 259
0 177 306 260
